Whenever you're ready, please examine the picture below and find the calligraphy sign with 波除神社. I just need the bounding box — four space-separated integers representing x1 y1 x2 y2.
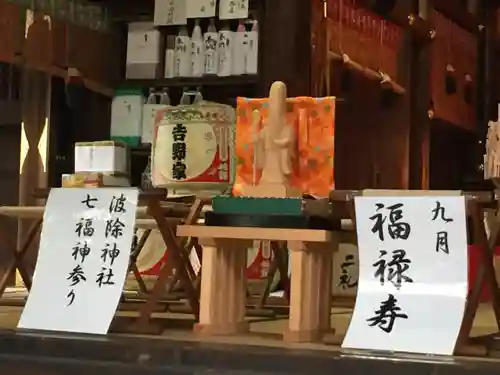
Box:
18 188 138 335
342 196 468 355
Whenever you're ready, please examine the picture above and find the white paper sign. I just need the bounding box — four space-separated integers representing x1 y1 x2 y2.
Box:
154 0 187 26
219 0 249 20
19 188 139 335
342 196 468 356
186 0 216 18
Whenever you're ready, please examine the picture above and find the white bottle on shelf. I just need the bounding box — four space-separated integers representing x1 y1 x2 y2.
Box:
245 20 259 74
204 19 219 75
232 20 246 76
191 20 205 77
164 35 176 78
180 89 191 105
193 88 203 104
174 25 192 77
160 87 171 105
217 22 233 77
146 88 158 105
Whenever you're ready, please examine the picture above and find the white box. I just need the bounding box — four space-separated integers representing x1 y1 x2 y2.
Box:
126 22 162 79
74 141 129 176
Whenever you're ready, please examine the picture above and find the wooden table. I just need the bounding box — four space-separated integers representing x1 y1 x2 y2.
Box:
177 225 339 342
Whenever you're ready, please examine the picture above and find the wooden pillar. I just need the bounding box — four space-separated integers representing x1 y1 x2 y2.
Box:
409 0 431 189
195 239 249 335
18 70 50 207
0 64 21 287
285 240 336 343
16 12 51 284
260 0 312 96
476 2 497 180
367 1 414 189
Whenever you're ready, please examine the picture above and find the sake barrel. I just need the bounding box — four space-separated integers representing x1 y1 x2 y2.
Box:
246 240 281 294
152 102 235 193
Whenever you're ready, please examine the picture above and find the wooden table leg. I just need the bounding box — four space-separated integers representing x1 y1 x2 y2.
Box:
458 201 500 348
257 241 289 308
318 240 334 334
129 229 151 295
0 219 42 295
129 198 203 333
284 240 335 343
482 208 500 325
162 199 205 294
119 229 151 305
257 243 280 309
191 238 203 292
163 237 200 296
195 239 249 335
275 241 290 301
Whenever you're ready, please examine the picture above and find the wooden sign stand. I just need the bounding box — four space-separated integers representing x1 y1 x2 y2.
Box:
0 216 41 297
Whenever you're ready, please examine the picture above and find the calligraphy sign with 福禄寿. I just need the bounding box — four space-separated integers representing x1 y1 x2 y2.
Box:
18 188 139 335
342 196 468 356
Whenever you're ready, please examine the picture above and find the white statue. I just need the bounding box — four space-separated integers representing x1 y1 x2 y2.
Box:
245 81 301 198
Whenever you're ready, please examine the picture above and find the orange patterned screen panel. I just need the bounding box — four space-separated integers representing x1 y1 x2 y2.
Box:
234 96 336 197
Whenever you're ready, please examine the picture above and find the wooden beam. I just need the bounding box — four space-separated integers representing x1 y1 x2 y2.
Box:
102 0 154 21
261 0 311 96
469 0 497 188
409 0 432 189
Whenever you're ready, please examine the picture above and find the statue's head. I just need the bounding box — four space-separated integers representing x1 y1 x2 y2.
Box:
269 81 287 118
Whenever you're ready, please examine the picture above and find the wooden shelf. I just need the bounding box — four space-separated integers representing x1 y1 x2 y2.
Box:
130 145 151 157
122 74 259 89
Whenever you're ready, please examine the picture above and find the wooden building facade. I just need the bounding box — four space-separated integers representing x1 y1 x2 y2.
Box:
0 0 496 277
